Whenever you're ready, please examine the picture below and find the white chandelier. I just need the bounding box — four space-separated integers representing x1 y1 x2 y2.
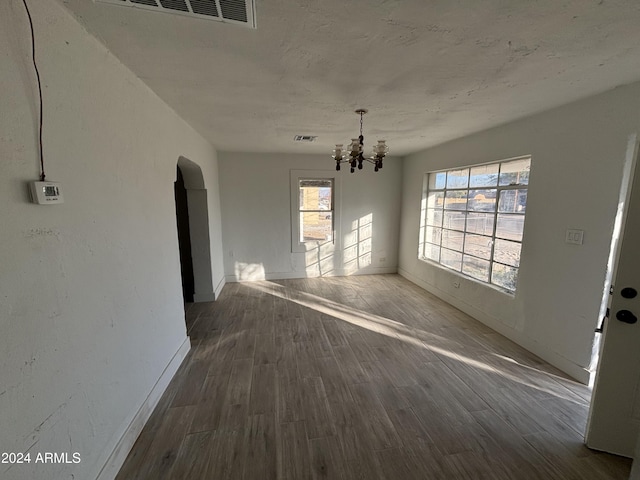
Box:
332 109 389 173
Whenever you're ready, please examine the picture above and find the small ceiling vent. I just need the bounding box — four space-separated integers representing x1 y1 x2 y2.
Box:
96 0 256 28
294 135 318 143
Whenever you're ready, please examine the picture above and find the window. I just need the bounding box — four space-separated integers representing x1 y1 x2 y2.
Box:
290 171 339 252
419 156 531 293
298 178 334 242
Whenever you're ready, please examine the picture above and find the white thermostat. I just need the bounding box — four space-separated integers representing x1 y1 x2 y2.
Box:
29 181 64 204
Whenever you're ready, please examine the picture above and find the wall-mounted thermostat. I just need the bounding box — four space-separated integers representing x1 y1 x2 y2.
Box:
29 181 64 204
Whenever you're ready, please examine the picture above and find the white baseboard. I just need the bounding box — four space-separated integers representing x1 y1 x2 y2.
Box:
95 337 191 480
214 275 225 299
192 276 226 303
193 292 216 302
398 268 590 384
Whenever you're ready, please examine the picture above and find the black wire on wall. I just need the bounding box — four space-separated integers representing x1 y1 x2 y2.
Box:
21 0 46 181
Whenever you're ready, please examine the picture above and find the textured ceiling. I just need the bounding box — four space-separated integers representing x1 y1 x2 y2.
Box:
59 0 640 155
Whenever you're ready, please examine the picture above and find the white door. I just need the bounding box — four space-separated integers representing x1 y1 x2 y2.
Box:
587 135 640 458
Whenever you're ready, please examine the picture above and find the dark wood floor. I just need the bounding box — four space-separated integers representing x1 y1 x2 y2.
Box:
116 274 631 479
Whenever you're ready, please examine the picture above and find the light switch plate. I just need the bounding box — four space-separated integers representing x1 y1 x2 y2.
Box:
566 229 584 245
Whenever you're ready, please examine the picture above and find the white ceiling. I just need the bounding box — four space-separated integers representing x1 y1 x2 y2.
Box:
59 0 640 156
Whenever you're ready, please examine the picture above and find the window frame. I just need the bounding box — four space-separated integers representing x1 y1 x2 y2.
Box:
419 156 531 294
290 170 340 253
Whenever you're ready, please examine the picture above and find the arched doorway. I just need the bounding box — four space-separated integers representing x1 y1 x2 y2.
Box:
175 166 195 302
174 157 215 304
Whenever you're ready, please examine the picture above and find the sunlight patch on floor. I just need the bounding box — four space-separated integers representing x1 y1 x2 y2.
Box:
244 280 583 403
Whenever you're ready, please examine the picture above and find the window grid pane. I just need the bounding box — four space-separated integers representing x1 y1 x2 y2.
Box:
424 243 440 262
462 255 490 282
420 157 530 293
427 192 444 209
498 189 527 213
494 239 521 267
446 169 469 189
425 226 441 244
425 208 443 227
441 229 464 252
499 159 530 186
443 211 466 231
441 249 462 271
444 191 468 210
470 164 499 188
429 172 447 190
466 213 494 236
496 214 525 241
463 234 493 260
492 263 519 291
300 212 333 242
468 189 497 212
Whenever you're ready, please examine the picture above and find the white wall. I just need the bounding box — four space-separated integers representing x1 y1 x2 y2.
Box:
0 1 224 479
399 82 640 383
218 152 402 281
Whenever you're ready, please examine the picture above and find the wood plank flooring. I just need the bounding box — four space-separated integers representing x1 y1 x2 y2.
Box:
116 274 631 479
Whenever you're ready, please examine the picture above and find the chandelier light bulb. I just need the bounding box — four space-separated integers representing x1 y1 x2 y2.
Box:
373 140 388 157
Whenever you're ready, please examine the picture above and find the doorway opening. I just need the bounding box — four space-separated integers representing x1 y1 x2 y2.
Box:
174 156 215 309
175 166 195 303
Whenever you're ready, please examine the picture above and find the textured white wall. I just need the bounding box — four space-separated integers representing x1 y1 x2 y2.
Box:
0 1 224 479
218 152 402 281
399 82 640 382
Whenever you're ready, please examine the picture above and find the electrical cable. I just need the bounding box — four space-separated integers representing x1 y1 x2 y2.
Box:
21 0 45 181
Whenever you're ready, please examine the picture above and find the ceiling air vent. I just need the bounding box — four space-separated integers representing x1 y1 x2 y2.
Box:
294 135 318 143
95 0 256 28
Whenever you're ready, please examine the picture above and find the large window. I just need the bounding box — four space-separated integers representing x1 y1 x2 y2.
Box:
290 170 338 252
419 156 531 293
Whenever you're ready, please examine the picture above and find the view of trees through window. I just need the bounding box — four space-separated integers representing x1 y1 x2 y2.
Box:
298 179 333 242
420 157 531 293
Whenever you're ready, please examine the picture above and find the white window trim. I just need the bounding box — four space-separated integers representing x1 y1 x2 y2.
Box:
418 155 531 294
290 169 341 253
